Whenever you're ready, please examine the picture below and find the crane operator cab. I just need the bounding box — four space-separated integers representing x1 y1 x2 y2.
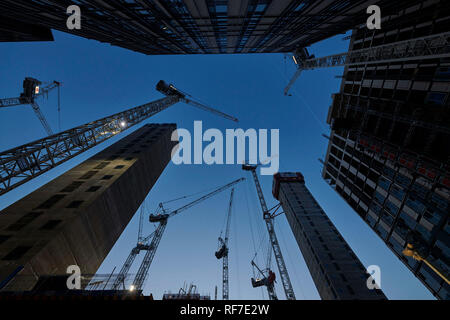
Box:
251 270 276 288
20 77 41 103
292 47 315 66
149 213 169 223
156 80 185 99
215 244 228 259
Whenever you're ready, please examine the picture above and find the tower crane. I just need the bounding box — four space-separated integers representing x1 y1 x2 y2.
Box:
0 80 238 196
242 164 296 300
284 31 450 95
112 177 245 292
156 80 238 122
214 188 234 300
0 77 61 135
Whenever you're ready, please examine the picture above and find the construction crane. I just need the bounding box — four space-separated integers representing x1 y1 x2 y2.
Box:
284 31 450 95
112 177 245 292
251 260 277 300
242 164 296 300
402 231 450 285
0 77 61 135
156 80 238 122
0 80 238 196
214 188 234 300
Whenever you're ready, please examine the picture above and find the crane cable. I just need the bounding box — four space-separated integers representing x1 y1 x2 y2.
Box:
231 193 242 299
57 83 61 132
276 219 307 300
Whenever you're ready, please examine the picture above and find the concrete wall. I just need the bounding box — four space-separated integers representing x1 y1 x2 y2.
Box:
0 123 177 291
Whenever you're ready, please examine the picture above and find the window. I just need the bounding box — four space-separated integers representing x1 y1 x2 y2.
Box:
79 170 98 180
378 177 390 191
101 175 113 180
2 246 32 260
66 201 83 209
385 201 399 216
0 235 10 245
94 162 110 169
373 191 385 205
37 195 65 209
7 212 43 231
390 185 405 200
60 181 84 193
405 197 425 214
425 92 447 105
114 165 124 169
40 220 62 230
86 186 101 192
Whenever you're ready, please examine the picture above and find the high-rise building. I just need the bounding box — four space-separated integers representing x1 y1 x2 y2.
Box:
0 123 177 291
272 172 386 300
0 17 53 42
0 0 415 55
322 0 449 299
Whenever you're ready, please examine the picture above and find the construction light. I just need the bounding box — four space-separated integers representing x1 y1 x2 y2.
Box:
120 120 127 128
35 86 40 94
129 285 135 291
292 55 298 65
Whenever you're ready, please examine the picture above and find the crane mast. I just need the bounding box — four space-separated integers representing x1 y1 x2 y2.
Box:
114 178 244 292
242 164 296 300
215 188 234 300
0 80 238 196
284 31 450 95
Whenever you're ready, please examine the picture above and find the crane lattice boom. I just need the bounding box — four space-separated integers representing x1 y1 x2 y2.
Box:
284 31 450 95
0 80 238 196
242 164 296 300
113 178 244 292
215 188 234 300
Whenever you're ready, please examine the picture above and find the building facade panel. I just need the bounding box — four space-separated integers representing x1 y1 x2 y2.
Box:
322 1 449 299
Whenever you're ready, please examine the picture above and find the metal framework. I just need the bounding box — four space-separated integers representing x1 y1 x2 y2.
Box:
1 79 61 135
0 80 238 196
114 178 244 292
216 188 234 300
0 95 179 196
0 1 416 55
284 31 450 95
242 164 296 300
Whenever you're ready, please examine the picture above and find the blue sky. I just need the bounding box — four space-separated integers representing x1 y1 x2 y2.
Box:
0 30 434 300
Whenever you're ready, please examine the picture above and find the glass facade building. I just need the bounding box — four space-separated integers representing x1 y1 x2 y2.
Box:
1 0 416 55
322 0 450 299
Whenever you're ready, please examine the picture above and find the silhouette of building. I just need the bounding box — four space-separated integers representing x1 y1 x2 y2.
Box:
1 0 416 54
273 172 386 300
322 0 450 299
0 124 176 291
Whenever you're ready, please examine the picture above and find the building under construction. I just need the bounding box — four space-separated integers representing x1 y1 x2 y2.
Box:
1 0 416 55
321 0 450 299
273 172 386 300
0 123 176 291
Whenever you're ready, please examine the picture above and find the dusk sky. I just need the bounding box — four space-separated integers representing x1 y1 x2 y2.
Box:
0 29 434 299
